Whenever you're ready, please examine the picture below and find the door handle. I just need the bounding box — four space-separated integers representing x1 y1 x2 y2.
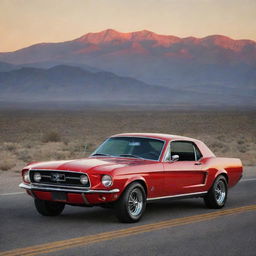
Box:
195 162 202 165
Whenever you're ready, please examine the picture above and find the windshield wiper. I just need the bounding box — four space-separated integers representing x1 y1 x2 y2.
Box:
91 153 112 157
118 154 144 160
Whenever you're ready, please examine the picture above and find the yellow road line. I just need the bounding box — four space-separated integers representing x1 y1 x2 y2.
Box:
1 204 256 256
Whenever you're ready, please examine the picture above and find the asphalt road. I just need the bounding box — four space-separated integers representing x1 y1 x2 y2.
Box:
0 169 255 256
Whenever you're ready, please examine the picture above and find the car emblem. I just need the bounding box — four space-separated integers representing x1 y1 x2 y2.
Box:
51 173 66 182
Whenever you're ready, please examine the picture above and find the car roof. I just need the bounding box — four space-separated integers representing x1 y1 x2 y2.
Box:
111 133 199 142
111 133 215 158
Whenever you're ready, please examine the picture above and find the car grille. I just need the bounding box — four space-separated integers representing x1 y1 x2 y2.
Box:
29 170 90 188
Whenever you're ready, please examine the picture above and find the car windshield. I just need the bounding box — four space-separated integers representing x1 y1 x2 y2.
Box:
92 137 165 161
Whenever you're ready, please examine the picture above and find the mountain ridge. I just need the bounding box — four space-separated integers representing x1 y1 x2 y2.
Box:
1 29 255 55
0 29 255 108
0 29 255 66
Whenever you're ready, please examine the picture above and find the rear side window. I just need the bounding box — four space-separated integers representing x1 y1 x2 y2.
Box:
194 146 202 160
170 141 202 161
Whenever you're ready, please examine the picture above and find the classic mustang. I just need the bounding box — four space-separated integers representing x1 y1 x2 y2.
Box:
19 133 243 222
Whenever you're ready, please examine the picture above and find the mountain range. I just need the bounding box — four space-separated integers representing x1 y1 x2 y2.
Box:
0 29 255 108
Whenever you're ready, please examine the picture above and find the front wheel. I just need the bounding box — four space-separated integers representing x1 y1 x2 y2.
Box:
34 199 65 216
115 182 146 223
204 175 228 209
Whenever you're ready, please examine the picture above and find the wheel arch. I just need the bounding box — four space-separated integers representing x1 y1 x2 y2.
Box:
214 170 229 184
123 177 148 197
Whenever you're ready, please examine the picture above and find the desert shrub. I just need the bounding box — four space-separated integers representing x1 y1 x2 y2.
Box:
31 142 71 161
70 142 93 153
53 151 71 160
17 149 32 163
210 141 224 149
25 142 33 149
216 135 225 141
0 160 16 171
239 146 247 153
3 142 17 152
68 142 83 153
0 152 16 171
42 131 61 143
85 143 95 153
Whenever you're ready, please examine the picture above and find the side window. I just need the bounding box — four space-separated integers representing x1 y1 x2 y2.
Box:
170 141 195 161
194 145 202 161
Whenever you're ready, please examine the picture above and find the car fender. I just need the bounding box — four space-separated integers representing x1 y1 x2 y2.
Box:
122 175 148 195
214 169 228 183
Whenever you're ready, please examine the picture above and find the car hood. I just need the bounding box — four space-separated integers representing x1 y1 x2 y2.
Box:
26 157 151 173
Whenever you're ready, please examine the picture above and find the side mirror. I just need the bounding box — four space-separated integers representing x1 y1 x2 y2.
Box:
171 154 179 162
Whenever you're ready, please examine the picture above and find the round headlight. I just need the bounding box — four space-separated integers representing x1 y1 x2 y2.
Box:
23 171 30 183
34 172 41 182
80 175 89 185
102 175 112 187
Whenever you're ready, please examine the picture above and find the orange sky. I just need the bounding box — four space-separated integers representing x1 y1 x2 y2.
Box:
1 0 256 52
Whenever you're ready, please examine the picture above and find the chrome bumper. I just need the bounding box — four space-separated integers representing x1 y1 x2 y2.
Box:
19 183 120 194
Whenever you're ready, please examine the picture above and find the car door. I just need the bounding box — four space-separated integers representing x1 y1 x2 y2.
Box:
163 140 207 196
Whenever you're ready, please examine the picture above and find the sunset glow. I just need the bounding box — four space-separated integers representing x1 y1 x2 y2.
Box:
0 0 256 52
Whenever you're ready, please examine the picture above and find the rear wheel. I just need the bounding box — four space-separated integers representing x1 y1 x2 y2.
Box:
34 199 65 216
115 182 146 223
204 175 227 209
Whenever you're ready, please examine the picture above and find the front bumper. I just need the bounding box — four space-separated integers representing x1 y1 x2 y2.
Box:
19 182 120 194
19 183 120 205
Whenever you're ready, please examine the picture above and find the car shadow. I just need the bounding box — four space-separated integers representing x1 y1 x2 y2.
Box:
17 196 208 226
52 197 207 224
144 198 207 218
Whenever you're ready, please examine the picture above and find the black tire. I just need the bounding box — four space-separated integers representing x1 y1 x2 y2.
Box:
204 175 228 209
115 182 146 223
34 199 65 216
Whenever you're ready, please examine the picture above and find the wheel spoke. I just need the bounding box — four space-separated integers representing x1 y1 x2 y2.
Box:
128 188 143 216
215 180 226 205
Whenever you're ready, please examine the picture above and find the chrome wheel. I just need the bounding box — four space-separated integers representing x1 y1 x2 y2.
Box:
128 188 143 217
204 175 228 209
115 182 146 222
215 180 226 205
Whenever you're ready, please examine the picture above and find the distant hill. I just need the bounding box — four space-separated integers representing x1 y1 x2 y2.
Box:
0 65 255 107
0 65 175 103
0 29 255 107
0 60 101 73
0 61 17 72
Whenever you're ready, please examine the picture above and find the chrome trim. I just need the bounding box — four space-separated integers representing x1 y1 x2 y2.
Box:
31 183 88 190
40 175 52 178
91 136 167 162
39 175 81 180
193 145 197 161
29 169 91 188
147 191 208 201
30 169 89 174
19 183 120 194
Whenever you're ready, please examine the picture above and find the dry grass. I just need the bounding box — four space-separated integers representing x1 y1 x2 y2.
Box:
0 151 17 171
42 131 61 143
0 109 255 171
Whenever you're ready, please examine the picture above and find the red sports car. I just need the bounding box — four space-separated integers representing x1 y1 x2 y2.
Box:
20 133 243 222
